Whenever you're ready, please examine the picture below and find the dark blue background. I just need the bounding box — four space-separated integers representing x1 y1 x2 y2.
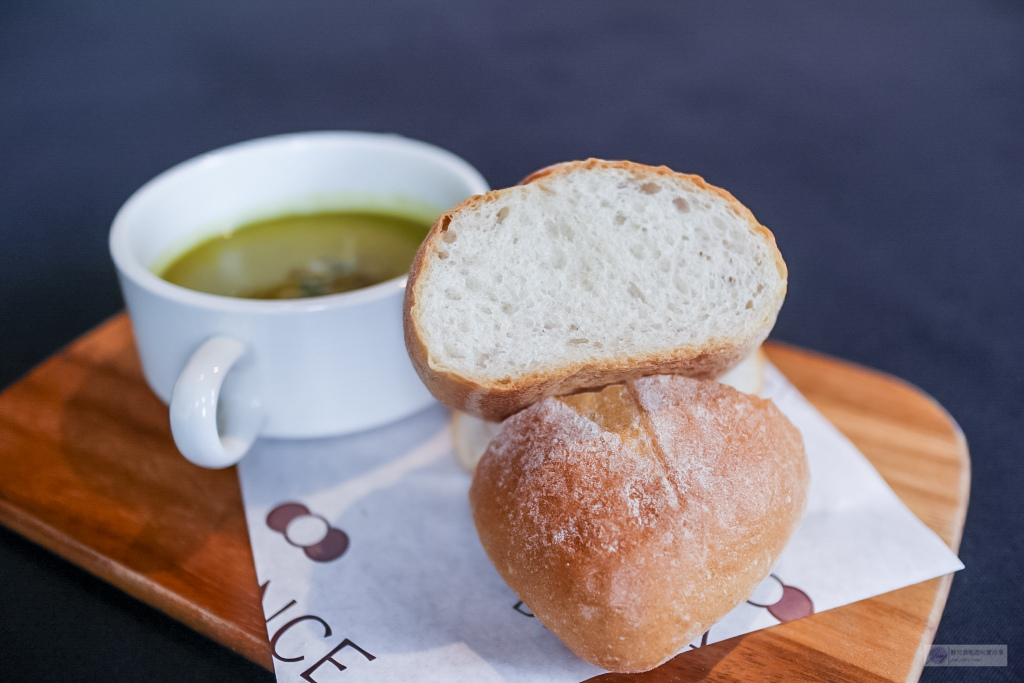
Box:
1 1 1021 680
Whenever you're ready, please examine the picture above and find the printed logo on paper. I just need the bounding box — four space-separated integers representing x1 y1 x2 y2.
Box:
266 502 349 562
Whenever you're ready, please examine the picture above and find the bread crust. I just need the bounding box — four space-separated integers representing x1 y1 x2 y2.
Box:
450 346 769 474
469 377 809 672
403 159 787 421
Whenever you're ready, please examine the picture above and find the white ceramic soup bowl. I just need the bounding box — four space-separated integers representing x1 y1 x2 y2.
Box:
110 132 488 468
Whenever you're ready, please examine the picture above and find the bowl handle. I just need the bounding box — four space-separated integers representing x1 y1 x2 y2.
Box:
170 336 264 468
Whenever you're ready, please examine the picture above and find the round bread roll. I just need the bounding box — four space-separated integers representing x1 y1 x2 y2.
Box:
452 346 768 474
469 375 809 673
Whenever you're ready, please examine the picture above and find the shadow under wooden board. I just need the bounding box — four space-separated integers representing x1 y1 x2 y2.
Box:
0 314 969 682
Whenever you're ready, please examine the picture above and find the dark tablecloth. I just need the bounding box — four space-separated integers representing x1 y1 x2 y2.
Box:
1 2 1021 681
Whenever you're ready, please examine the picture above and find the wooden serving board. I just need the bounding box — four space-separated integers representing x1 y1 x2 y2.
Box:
0 314 969 682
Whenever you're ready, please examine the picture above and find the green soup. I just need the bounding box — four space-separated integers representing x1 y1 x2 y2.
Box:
158 211 431 299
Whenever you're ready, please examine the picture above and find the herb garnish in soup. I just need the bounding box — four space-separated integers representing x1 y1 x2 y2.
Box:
159 211 431 299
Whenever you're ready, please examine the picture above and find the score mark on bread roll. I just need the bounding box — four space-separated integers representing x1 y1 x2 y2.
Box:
452 346 767 473
468 376 809 673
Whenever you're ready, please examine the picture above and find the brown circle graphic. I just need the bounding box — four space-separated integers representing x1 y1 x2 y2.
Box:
767 585 813 622
304 527 350 562
747 574 814 622
266 502 310 532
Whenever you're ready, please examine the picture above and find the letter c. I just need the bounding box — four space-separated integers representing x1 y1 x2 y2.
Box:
270 615 333 663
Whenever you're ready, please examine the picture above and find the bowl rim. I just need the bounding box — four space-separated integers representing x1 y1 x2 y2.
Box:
109 130 489 313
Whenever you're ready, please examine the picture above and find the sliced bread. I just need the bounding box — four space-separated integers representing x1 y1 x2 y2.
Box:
404 159 786 420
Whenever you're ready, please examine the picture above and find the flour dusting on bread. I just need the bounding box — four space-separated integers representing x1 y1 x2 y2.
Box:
470 376 808 672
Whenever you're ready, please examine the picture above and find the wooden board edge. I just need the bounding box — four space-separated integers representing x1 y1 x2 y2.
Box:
906 423 969 682
0 497 274 670
906 572 955 683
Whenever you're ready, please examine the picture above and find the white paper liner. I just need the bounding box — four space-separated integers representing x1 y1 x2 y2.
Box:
238 363 963 682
